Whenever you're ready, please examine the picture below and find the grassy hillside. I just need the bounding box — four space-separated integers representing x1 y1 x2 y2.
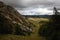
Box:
0 18 50 40
28 18 49 27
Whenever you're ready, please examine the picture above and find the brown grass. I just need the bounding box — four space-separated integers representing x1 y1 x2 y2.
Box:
0 18 49 40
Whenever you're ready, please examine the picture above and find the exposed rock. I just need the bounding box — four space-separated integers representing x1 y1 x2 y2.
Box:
0 1 34 36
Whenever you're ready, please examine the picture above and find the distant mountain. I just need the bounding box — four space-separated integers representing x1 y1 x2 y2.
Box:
23 15 52 18
0 1 34 35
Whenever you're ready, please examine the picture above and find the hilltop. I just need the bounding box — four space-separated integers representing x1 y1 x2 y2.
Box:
0 1 34 35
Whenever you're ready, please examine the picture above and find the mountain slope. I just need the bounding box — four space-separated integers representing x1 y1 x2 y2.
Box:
0 1 34 35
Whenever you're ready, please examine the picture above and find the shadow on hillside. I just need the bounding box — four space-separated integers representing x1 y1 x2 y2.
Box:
38 16 60 40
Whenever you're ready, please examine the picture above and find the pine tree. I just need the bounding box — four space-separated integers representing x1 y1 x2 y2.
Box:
50 7 60 40
38 7 60 40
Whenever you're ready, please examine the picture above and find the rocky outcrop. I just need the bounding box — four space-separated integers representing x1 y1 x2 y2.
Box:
0 1 34 35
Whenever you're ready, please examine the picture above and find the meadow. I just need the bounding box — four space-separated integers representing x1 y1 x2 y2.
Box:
0 18 49 40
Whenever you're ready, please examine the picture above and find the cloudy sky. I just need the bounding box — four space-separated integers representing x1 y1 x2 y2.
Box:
0 0 60 15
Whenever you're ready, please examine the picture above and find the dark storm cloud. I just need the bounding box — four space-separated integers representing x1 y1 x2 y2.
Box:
0 0 60 8
1 0 59 15
0 0 59 9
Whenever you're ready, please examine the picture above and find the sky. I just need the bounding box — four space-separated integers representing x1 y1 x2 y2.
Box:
0 0 60 15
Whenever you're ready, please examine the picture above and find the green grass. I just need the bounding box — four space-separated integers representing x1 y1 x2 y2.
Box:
0 18 49 40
